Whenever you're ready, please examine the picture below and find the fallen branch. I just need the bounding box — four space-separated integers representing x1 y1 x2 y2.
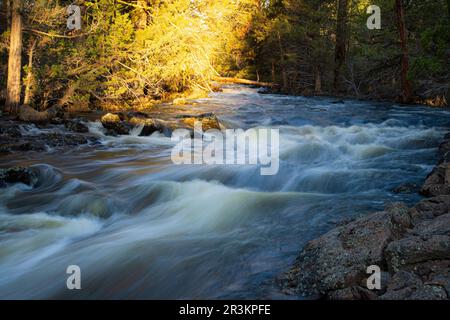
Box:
212 76 277 88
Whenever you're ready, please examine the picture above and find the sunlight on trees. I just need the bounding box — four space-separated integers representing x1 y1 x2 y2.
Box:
0 0 448 112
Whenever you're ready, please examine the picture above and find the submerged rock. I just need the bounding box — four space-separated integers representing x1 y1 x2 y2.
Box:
386 235 450 272
101 113 131 135
0 166 38 188
0 119 98 153
177 112 222 131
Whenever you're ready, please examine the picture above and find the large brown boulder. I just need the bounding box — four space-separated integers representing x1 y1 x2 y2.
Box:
420 163 450 197
100 113 131 135
408 195 450 224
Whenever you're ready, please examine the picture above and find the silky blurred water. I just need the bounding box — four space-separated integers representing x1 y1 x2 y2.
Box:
1 86 450 299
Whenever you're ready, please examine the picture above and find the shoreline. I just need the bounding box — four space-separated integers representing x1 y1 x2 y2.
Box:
280 133 450 300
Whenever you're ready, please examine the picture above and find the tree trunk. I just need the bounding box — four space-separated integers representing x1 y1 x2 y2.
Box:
5 0 22 114
333 0 349 94
24 38 37 106
315 65 322 94
394 0 412 103
277 30 288 92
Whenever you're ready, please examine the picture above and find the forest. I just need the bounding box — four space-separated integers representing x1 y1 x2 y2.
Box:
0 0 449 115
1 0 450 302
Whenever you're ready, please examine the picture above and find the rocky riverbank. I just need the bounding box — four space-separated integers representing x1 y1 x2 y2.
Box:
0 106 223 154
280 133 450 300
0 117 98 153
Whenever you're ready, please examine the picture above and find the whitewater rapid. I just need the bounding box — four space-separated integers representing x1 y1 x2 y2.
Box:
1 86 449 299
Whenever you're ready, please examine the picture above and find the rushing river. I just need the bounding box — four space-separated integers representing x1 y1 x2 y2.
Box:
1 86 450 299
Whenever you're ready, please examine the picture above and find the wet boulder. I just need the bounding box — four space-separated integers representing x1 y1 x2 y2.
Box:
99 111 222 137
128 117 164 136
64 120 89 133
18 105 64 123
2 126 22 138
100 113 131 135
177 112 222 131
101 112 162 136
0 166 38 188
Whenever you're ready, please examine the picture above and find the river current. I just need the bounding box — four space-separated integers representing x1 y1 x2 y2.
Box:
1 86 450 299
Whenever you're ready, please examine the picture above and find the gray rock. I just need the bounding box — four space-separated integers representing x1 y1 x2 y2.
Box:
379 271 422 299
385 235 450 272
100 111 222 137
409 285 448 300
438 140 450 158
0 166 38 188
327 286 378 300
